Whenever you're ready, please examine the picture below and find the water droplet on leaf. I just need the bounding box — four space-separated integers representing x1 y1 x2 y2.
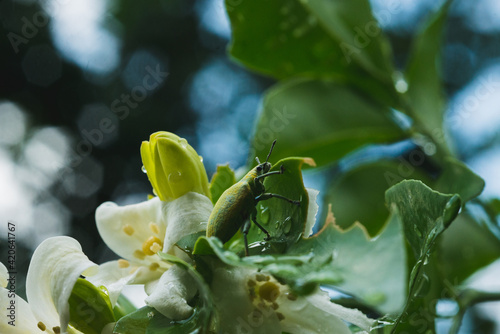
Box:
283 217 292 234
141 166 147 173
414 274 430 298
178 138 188 149
168 171 182 183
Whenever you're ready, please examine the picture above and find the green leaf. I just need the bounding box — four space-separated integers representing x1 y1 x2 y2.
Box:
113 294 137 320
113 306 159 334
385 180 461 260
194 208 407 313
434 157 485 203
68 278 115 334
175 231 206 256
304 0 394 80
194 235 340 295
324 160 431 236
439 210 500 284
209 164 236 205
404 1 452 156
147 304 210 334
384 180 462 332
225 0 399 106
293 208 408 314
246 157 313 251
250 79 405 167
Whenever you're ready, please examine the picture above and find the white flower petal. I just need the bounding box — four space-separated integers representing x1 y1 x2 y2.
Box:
279 287 374 334
1 289 41 333
86 261 146 306
96 197 165 263
162 192 212 253
0 262 7 288
211 265 280 334
304 188 320 237
145 264 198 320
26 236 98 334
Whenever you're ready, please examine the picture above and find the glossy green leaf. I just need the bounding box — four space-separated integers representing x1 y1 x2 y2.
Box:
385 180 461 260
225 0 399 106
385 180 462 332
209 164 236 205
434 157 485 203
113 294 137 320
175 231 206 256
324 160 431 236
68 278 115 334
113 306 159 334
194 235 341 295
404 1 452 156
292 209 408 314
247 157 313 251
194 209 407 313
250 79 405 167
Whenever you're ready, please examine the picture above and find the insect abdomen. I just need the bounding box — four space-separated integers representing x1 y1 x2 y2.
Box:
207 182 255 243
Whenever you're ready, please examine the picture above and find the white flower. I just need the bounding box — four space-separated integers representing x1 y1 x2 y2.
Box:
0 236 98 334
95 191 213 319
211 264 374 334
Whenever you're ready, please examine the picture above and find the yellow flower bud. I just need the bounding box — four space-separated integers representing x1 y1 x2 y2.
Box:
140 131 210 201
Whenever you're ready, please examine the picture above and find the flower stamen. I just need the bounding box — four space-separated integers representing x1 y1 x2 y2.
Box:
149 222 160 234
118 259 130 268
123 224 135 236
142 236 163 256
133 250 146 260
37 321 46 331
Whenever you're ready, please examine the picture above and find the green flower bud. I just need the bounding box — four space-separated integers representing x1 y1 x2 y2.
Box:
140 131 210 201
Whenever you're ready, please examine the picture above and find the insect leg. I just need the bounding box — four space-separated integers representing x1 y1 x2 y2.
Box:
255 193 301 206
251 208 271 241
242 220 251 256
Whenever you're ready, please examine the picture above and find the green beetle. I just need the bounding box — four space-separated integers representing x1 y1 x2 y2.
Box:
206 140 300 255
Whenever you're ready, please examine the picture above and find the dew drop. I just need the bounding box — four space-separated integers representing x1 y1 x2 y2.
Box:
332 249 339 261
413 225 423 238
199 155 204 162
283 217 292 234
275 221 280 230
414 274 430 298
141 165 147 173
395 78 408 93
168 171 182 183
178 138 188 149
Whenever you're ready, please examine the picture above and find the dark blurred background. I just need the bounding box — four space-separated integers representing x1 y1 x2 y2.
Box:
1 0 500 330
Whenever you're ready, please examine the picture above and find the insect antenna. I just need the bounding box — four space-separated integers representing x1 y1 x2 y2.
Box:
265 140 277 163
